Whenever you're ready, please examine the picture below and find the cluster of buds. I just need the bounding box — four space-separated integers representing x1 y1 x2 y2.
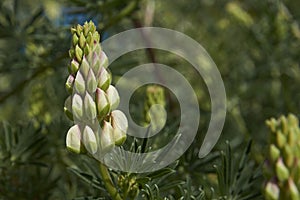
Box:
117 174 139 199
264 114 300 200
64 21 128 155
143 85 167 133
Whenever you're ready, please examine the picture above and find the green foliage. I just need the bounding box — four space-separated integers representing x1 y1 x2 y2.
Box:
0 122 56 199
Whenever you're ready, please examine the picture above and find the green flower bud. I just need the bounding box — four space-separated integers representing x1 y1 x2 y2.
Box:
96 88 110 120
83 125 97 154
64 96 73 121
128 183 139 199
111 110 128 146
283 145 294 167
72 94 83 120
288 178 300 200
100 121 115 152
66 125 81 154
65 75 75 94
84 92 97 120
276 130 286 149
70 27 77 34
74 71 85 95
265 181 280 200
79 32 86 48
98 68 111 91
80 57 90 78
84 43 90 55
86 69 97 93
266 118 277 133
269 144 280 163
76 24 83 36
106 85 120 110
280 115 288 135
86 32 93 47
75 45 83 63
72 34 79 46
276 158 289 182
68 59 79 74
83 22 90 37
69 49 75 60
144 85 166 132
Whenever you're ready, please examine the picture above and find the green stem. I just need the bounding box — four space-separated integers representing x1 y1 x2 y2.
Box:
99 162 123 200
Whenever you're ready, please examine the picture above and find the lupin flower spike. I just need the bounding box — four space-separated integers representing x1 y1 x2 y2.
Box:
64 21 128 154
264 114 300 200
144 85 167 133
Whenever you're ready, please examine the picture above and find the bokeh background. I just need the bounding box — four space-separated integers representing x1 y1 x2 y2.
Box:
0 0 299 199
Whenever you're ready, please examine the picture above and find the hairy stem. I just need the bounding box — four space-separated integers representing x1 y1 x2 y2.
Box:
99 162 123 200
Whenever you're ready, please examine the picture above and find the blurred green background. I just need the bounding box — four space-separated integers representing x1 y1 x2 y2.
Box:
0 0 299 199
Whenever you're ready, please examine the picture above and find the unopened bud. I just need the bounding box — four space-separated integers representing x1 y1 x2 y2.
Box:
79 32 86 48
288 178 300 200
83 125 97 154
72 94 83 120
75 45 83 63
99 51 108 69
269 144 280 163
111 110 128 146
106 85 120 110
100 121 115 152
80 57 90 78
65 75 75 94
72 34 79 46
66 125 81 154
265 181 280 200
74 71 85 95
84 92 97 120
86 69 97 93
96 88 110 120
69 59 79 74
98 68 111 91
276 130 286 148
276 158 289 182
64 96 73 121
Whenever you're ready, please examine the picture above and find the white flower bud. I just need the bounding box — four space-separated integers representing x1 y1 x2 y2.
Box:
99 51 108 69
111 110 128 146
74 71 85 95
72 94 83 120
96 88 110 120
80 57 90 78
66 125 81 154
83 125 97 154
84 92 97 120
100 121 115 152
98 67 111 91
106 85 120 110
86 69 97 93
265 181 279 200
